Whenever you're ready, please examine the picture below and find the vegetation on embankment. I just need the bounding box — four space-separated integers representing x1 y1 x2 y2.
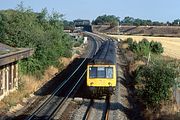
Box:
0 5 73 77
110 35 180 59
0 4 84 114
121 37 180 119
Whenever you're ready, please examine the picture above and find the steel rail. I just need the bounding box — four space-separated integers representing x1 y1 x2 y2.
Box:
49 70 87 119
82 99 94 120
26 58 88 120
82 37 113 120
26 35 99 120
103 96 110 120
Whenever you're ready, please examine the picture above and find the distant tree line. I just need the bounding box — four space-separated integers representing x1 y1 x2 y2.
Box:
121 16 180 26
91 15 180 26
63 15 180 30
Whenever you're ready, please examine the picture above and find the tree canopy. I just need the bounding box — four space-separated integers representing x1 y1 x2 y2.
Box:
63 20 75 30
0 6 73 77
121 16 163 26
92 14 120 26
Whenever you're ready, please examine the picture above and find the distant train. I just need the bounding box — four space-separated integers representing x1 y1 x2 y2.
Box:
86 40 117 95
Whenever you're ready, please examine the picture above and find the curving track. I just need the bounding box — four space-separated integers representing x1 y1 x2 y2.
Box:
83 96 110 120
23 33 103 120
81 35 116 120
12 32 117 120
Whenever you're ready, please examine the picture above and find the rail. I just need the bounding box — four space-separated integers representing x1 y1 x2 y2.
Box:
26 33 100 120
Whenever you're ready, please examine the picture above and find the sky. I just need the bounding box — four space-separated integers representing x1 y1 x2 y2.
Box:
0 0 180 22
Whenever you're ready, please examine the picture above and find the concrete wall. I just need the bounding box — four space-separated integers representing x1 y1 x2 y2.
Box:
0 62 18 100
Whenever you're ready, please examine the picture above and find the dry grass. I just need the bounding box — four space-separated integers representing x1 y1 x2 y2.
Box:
0 66 59 113
0 43 87 115
128 60 146 77
110 35 180 59
142 102 180 120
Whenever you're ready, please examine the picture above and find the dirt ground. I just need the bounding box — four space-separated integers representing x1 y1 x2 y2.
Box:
109 35 180 59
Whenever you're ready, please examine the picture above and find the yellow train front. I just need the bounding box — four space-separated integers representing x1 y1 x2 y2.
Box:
87 62 116 95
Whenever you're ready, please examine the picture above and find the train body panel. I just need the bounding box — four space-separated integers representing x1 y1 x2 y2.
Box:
87 64 116 87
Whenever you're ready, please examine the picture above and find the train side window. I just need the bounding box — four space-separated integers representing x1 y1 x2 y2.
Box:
89 67 97 78
106 67 113 78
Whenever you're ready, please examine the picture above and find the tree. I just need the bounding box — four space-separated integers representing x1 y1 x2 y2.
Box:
92 14 120 26
133 18 142 26
172 19 180 26
63 20 75 30
120 16 167 26
121 16 134 25
0 7 72 77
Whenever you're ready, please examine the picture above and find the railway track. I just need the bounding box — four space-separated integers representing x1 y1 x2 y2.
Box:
81 35 114 120
82 96 111 120
24 33 102 120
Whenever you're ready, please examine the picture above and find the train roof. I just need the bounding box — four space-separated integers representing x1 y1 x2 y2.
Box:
92 40 116 65
88 59 115 65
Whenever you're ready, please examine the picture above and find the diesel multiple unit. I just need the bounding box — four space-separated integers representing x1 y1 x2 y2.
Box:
86 40 116 95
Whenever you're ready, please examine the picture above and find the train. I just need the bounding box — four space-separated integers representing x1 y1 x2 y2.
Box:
86 40 117 95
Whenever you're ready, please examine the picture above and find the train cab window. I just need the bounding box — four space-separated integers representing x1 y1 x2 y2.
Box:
89 67 97 78
106 67 113 78
89 67 113 78
97 67 106 78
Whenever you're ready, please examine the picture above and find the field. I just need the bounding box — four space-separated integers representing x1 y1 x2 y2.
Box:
109 35 180 59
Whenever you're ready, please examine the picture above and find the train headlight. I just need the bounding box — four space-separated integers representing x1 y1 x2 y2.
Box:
90 82 94 86
108 82 112 86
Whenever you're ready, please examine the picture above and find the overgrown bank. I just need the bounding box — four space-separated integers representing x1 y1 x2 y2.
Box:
0 5 84 115
0 7 72 77
120 37 180 119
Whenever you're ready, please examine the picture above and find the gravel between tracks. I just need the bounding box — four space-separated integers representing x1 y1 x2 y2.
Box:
71 99 90 120
68 42 130 120
108 46 129 120
72 99 108 120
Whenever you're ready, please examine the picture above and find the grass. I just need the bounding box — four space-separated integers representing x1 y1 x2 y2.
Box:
0 66 59 114
120 40 180 119
0 48 84 114
0 51 9 55
109 35 180 59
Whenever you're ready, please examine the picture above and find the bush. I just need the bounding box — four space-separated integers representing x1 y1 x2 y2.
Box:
73 42 81 47
135 61 176 109
126 37 133 45
128 38 164 56
150 41 164 54
73 37 83 47
129 39 151 56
